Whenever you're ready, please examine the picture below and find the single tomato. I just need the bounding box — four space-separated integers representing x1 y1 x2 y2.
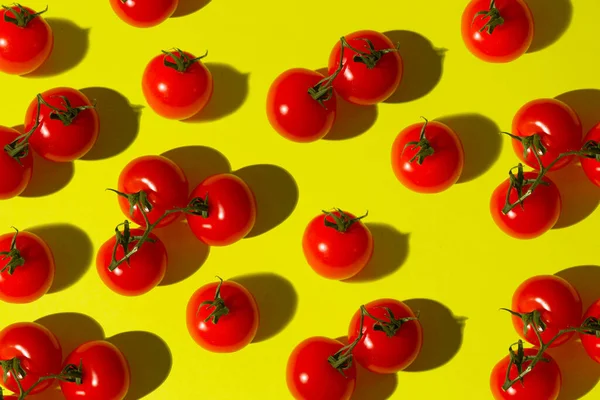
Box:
580 123 600 188
580 299 600 363
109 0 178 28
0 126 32 200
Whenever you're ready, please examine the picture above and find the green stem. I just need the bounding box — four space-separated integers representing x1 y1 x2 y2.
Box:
322 208 368 233
0 227 25 274
3 95 44 164
162 48 208 72
361 305 419 337
197 276 230 323
340 36 399 69
36 94 96 126
307 39 347 108
473 0 504 34
327 306 367 376
402 117 435 164
2 4 48 27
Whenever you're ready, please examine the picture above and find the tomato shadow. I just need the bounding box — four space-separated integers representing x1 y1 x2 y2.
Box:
403 299 465 371
352 365 398 400
556 89 600 134
35 312 105 359
28 224 93 293
161 145 231 189
346 223 409 283
25 18 89 78
550 163 600 229
233 164 299 238
382 30 445 103
184 63 249 122
555 265 600 310
172 0 211 17
550 338 600 400
79 87 142 160
232 273 298 342
325 98 378 141
526 0 573 53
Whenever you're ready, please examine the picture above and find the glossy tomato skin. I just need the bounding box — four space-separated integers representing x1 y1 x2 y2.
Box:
96 229 167 296
348 299 422 374
60 340 130 400
391 121 464 193
186 280 259 353
511 99 582 171
461 0 533 63
0 127 32 200
116 155 188 228
24 87 100 162
266 68 337 143
186 174 256 246
490 348 561 400
0 230 54 303
328 30 403 105
142 50 213 120
580 300 600 363
581 123 600 187
510 275 582 348
0 5 53 75
287 337 355 400
109 0 178 28
490 172 561 240
302 211 373 280
0 322 62 395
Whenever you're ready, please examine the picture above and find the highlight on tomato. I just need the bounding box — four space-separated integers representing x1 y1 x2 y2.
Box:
0 126 33 200
109 0 178 28
580 299 600 363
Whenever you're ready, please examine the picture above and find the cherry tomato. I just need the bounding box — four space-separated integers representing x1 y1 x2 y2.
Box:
24 87 100 162
109 0 178 28
0 228 54 304
186 173 256 246
142 49 213 120
490 172 561 239
580 299 600 363
60 340 130 400
97 228 167 296
391 119 464 193
461 0 533 63
580 123 600 187
302 209 373 280
0 322 62 395
287 336 355 400
511 98 582 171
186 277 259 353
0 5 53 75
348 299 422 374
490 348 561 400
0 126 32 200
266 68 337 142
328 30 403 105
115 155 188 228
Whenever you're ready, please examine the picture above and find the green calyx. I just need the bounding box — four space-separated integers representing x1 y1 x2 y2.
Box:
501 308 547 337
308 37 348 108
186 194 210 218
503 131 547 161
322 208 368 233
108 220 151 271
162 48 208 72
0 357 26 384
38 94 96 127
198 277 230 324
328 306 368 377
0 227 25 275
403 117 435 164
107 189 153 217
362 305 419 338
341 36 400 70
473 0 504 34
2 3 47 28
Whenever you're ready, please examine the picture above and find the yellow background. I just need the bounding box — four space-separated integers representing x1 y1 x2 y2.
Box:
2 0 600 398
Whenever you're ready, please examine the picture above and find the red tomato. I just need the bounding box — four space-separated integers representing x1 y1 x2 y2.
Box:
490 348 561 400
60 340 130 400
24 87 100 162
97 228 167 296
580 299 600 363
581 123 600 187
186 174 256 246
266 68 337 142
115 155 188 228
328 30 403 105
511 98 582 171
348 299 422 374
302 209 373 280
0 228 54 304
509 275 582 348
490 172 561 239
391 119 464 193
142 49 213 120
0 5 53 75
0 126 32 200
186 278 259 353
0 322 62 395
109 0 178 28
461 0 533 63
287 336 356 400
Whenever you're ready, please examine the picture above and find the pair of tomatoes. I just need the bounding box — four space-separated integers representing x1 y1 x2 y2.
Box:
0 322 130 399
287 299 422 400
267 30 403 142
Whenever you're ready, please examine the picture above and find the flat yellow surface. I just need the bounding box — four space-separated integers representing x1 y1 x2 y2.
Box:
2 0 600 399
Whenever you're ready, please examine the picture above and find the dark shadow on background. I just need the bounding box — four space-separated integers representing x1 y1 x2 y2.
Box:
383 30 445 103
80 87 141 160
527 0 573 53
234 164 299 238
550 163 600 229
556 89 600 134
325 98 378 141
347 223 409 282
551 338 600 400
184 63 249 122
352 365 398 400
108 331 172 400
162 146 230 189
29 224 93 293
556 265 600 309
436 114 502 183
172 0 211 17
36 312 104 358
403 299 465 371
232 273 298 342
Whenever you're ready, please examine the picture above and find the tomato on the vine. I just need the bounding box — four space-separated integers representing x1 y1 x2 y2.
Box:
581 123 600 188
461 0 533 63
580 299 600 363
0 4 53 75
0 126 32 200
186 277 259 353
391 118 464 193
142 49 213 120
109 0 178 28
